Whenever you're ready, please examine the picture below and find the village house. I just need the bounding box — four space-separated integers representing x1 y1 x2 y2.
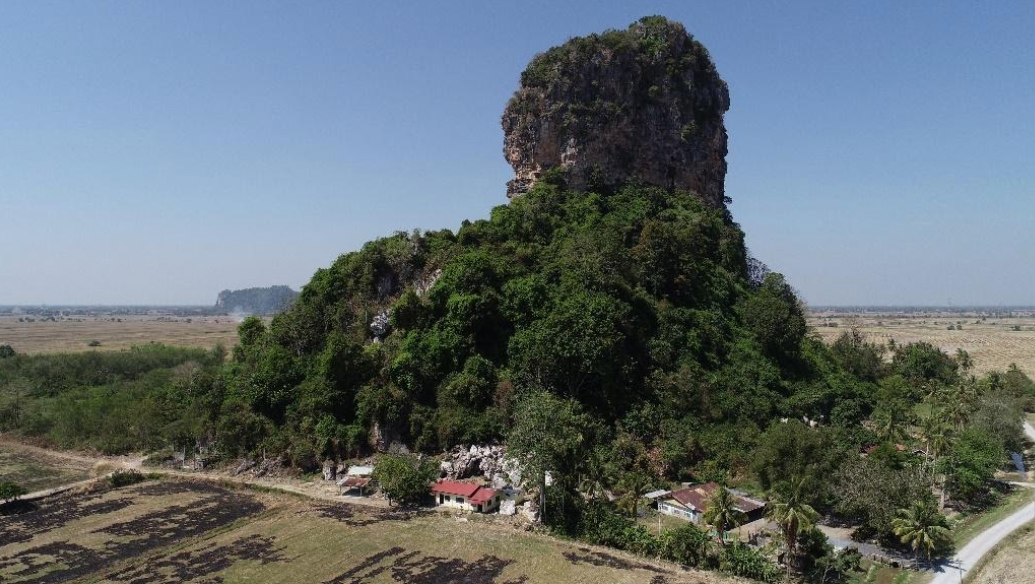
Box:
431 480 501 513
337 465 375 496
656 482 765 525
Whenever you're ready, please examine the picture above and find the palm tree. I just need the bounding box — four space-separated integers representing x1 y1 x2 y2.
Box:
955 348 973 373
702 485 747 546
577 454 613 501
891 500 952 568
765 481 820 568
616 471 652 517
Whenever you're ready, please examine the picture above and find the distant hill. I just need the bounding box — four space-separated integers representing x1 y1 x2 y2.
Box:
214 286 298 315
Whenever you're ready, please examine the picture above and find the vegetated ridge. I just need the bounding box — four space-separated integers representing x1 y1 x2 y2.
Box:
215 285 298 315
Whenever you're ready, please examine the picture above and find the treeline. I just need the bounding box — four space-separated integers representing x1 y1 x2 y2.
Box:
215 285 298 315
0 345 225 453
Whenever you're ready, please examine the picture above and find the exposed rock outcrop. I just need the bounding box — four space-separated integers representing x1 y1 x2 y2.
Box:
439 444 523 489
502 16 730 207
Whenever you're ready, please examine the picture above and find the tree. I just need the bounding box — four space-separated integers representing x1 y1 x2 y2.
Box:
0 481 27 501
372 453 436 507
740 273 807 366
938 428 1003 504
766 480 820 568
507 390 591 521
891 499 952 567
616 471 652 517
834 457 929 544
702 486 747 546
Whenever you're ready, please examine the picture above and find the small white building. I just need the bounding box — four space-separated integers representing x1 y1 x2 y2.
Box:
431 480 501 513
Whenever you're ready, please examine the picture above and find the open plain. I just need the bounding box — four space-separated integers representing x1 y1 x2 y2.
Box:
0 314 240 355
809 312 1035 378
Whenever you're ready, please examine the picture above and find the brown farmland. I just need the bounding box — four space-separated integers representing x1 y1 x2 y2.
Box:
0 315 240 355
809 313 1035 378
0 477 742 584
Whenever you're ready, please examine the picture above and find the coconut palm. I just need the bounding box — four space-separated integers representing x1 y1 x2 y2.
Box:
891 499 952 568
616 471 653 517
765 480 820 568
702 485 747 546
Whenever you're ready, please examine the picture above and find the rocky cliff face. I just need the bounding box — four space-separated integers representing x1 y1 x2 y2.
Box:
502 16 730 207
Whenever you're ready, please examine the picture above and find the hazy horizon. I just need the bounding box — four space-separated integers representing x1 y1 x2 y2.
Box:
2 2 1033 306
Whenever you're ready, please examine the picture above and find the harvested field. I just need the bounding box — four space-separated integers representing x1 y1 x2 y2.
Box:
0 478 739 584
809 314 1035 378
0 445 93 493
0 315 239 354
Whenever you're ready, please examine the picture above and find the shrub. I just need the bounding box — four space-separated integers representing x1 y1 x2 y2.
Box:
88 340 102 347
0 481 27 500
108 469 145 488
660 523 713 568
0 345 15 359
719 543 780 582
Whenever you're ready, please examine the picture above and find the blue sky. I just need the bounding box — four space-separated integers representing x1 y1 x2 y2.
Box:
1 2 1032 306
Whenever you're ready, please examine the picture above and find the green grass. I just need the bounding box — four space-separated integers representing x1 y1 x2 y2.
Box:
952 485 1035 547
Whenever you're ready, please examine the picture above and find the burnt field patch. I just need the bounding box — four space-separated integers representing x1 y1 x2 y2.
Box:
305 503 435 527
0 480 266 584
322 547 528 584
106 534 289 584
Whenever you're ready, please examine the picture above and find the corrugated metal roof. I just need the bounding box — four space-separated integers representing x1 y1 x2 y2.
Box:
665 483 765 514
431 480 481 498
469 488 498 504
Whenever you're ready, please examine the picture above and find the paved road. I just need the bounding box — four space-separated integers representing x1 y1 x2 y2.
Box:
929 420 1035 584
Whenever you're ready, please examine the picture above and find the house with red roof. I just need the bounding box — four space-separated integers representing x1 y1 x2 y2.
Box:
657 482 765 524
431 480 501 513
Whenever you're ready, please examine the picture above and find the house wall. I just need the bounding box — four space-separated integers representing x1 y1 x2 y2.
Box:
436 493 499 513
658 501 700 523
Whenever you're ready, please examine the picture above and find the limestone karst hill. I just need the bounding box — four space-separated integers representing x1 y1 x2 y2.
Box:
502 16 730 207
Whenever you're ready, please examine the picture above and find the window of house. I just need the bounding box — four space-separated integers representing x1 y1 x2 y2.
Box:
457 497 464 504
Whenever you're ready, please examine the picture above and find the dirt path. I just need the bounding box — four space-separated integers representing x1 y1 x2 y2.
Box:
0 436 385 508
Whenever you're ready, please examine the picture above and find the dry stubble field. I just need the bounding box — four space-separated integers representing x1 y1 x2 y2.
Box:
809 314 1035 378
0 315 240 354
0 476 739 584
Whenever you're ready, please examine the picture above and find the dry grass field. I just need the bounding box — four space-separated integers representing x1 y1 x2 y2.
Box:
969 523 1035 584
0 315 240 354
0 445 93 493
0 477 742 584
809 314 1035 378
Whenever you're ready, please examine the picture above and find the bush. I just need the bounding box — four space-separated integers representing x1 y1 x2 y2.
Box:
719 543 780 582
108 469 145 488
660 523 713 568
0 345 15 359
0 481 27 500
